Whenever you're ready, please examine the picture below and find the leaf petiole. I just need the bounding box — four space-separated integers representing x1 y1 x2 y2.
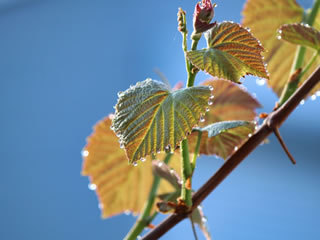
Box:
191 131 202 173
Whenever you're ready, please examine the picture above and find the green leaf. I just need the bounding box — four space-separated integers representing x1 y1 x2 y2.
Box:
186 21 268 83
112 79 212 163
279 23 320 51
194 120 251 137
82 116 181 218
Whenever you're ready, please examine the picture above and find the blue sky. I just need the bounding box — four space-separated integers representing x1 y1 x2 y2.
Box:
1 0 319 239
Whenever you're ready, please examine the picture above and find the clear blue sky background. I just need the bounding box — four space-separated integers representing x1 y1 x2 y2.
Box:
1 0 319 239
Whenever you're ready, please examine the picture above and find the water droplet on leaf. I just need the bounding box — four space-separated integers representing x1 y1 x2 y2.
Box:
140 157 146 162
82 150 89 157
133 161 138 167
256 78 266 86
311 95 316 101
300 99 305 105
234 146 238 151
124 210 130 215
88 183 97 191
208 100 213 105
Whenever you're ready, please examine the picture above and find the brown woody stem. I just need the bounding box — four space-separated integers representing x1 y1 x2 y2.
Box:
272 128 296 165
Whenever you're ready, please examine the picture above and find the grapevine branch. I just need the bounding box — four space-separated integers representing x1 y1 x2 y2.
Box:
142 66 320 240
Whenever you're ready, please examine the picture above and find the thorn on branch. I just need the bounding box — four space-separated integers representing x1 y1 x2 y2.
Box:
273 127 296 165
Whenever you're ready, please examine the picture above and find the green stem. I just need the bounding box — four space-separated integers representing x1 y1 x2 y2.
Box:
124 153 172 240
187 37 201 87
278 0 320 106
300 51 319 78
178 10 203 208
181 139 193 207
191 131 202 173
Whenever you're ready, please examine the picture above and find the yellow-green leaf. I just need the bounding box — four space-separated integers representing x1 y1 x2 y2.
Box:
242 0 320 96
82 116 180 218
280 23 320 51
187 79 260 159
112 78 211 163
186 21 268 83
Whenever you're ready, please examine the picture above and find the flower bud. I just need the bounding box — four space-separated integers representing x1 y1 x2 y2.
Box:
193 0 217 35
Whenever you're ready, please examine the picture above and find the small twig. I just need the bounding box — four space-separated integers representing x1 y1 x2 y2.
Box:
189 215 199 240
273 128 296 165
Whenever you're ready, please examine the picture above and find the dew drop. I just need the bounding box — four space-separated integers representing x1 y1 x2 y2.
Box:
81 150 89 157
300 99 305 105
88 183 97 191
209 95 214 99
137 236 142 240
252 93 257 98
214 3 218 7
202 217 208 223
120 143 124 149
124 210 130 215
157 150 161 154
256 78 266 86
208 100 213 105
248 133 252 138
255 125 259 130
110 125 115 131
277 35 282 40
316 91 320 97
206 107 210 112
234 146 239 151
200 115 205 122
158 162 163 167
117 91 123 97
170 169 175 174
311 95 316 101
140 157 146 162
133 161 138 167
247 28 251 32
209 85 214 91
278 30 282 34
